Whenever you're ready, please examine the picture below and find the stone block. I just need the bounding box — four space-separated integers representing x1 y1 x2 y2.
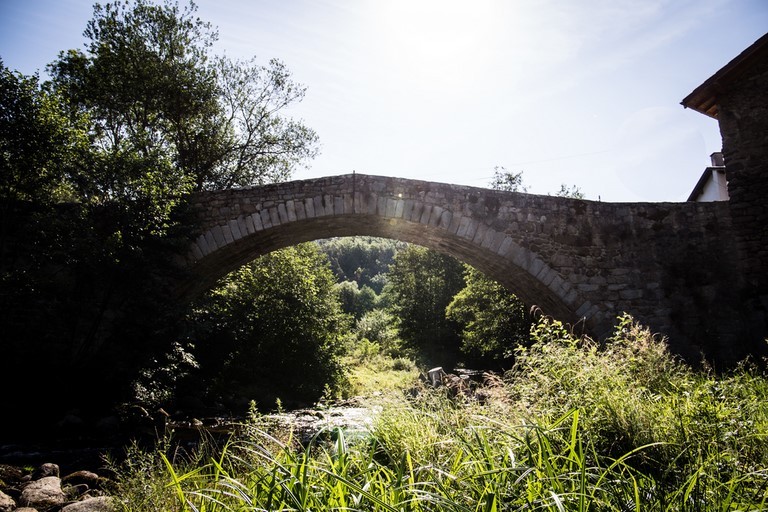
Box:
251 212 264 231
222 224 234 244
286 200 297 222
334 196 344 215
212 225 226 247
420 204 433 225
439 209 453 230
395 198 405 218
377 196 387 216
575 301 593 318
269 207 281 226
473 223 488 245
278 203 290 223
386 198 397 218
304 197 315 218
245 214 256 234
260 209 272 229
429 206 444 227
403 199 415 220
313 196 325 216
619 289 643 300
192 237 205 259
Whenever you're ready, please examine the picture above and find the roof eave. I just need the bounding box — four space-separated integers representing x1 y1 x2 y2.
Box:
681 32 768 120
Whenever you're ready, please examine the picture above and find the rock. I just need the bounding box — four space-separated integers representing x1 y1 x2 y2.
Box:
56 413 85 432
64 483 90 500
61 496 115 512
62 470 101 490
0 464 24 485
19 476 66 511
427 367 446 387
94 415 120 434
0 490 15 512
14 508 39 512
32 463 59 479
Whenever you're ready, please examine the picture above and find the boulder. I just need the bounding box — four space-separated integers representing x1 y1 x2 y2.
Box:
62 496 115 512
20 476 66 511
0 464 24 485
32 463 60 479
0 489 15 512
62 470 101 490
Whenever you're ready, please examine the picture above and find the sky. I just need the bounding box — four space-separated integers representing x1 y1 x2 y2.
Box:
1 0 767 203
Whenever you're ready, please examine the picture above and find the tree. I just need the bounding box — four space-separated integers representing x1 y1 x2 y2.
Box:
490 166 585 199
0 61 87 204
48 0 318 200
183 244 348 412
490 166 527 192
1 0 321 433
384 245 464 366
352 309 402 357
446 266 530 368
555 183 585 199
317 236 404 294
335 280 377 319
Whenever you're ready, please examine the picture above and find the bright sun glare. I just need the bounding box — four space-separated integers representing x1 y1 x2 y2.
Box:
371 1 502 86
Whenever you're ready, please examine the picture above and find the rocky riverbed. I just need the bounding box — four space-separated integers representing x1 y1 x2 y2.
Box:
0 398 381 511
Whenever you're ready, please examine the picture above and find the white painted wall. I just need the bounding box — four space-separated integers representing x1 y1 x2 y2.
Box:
697 169 729 202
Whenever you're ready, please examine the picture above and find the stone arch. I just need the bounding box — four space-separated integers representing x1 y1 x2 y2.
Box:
181 174 589 333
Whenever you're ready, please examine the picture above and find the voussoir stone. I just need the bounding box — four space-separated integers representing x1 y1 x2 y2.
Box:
20 476 66 510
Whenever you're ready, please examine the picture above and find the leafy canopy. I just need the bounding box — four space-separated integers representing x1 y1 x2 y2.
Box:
0 62 88 203
384 245 464 366
185 244 348 410
48 0 318 200
446 265 530 368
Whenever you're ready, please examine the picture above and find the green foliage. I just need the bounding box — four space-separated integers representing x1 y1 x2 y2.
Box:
335 280 378 319
555 183 585 199
384 245 465 366
511 314 768 491
353 309 402 358
317 237 404 294
184 244 349 411
110 315 768 511
489 166 585 198
489 165 527 192
48 0 318 195
446 265 530 368
1 0 320 430
344 353 419 397
0 61 88 203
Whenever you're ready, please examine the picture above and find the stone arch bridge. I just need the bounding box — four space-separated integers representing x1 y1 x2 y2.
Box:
180 173 751 364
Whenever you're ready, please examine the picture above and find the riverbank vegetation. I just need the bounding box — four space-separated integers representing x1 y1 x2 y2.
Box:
108 315 768 510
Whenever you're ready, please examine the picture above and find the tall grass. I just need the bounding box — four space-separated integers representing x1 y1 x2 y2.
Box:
109 315 768 511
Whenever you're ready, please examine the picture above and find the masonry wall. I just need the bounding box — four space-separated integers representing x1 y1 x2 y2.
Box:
718 61 768 356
